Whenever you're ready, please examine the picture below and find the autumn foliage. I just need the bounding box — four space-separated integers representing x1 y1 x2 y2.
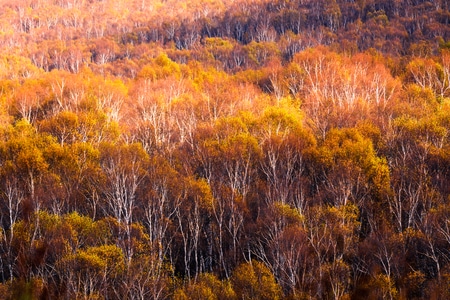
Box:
0 0 449 299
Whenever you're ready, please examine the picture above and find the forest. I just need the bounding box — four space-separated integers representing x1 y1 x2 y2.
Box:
0 0 449 299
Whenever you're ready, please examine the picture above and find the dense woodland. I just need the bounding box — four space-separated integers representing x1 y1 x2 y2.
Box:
0 0 449 299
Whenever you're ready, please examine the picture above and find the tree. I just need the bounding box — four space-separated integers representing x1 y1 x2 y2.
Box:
0 120 59 209
5 211 81 297
174 177 214 280
39 111 79 146
140 155 180 267
91 76 127 123
211 127 260 276
386 115 446 231
62 244 125 299
313 127 390 210
253 201 308 296
99 142 149 262
407 55 450 99
231 261 283 300
305 204 360 299
289 47 399 135
175 272 236 300
256 104 315 211
12 78 51 123
243 41 280 67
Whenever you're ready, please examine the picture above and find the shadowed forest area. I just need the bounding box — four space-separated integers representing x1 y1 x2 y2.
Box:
0 0 449 298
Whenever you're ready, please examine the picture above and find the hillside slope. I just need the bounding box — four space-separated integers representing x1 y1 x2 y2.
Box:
0 0 449 299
